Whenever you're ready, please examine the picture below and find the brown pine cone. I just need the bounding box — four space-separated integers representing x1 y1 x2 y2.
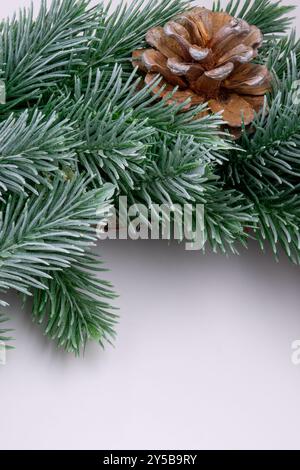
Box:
132 7 271 135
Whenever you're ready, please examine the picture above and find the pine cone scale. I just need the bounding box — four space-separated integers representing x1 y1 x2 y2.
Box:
145 27 182 60
224 64 271 95
217 45 254 66
209 94 255 127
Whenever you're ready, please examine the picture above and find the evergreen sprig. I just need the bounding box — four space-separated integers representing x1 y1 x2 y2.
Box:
0 177 116 351
89 0 190 71
254 187 300 263
213 0 295 35
31 260 117 353
0 110 75 196
0 313 13 347
226 59 300 194
0 0 299 355
0 0 99 111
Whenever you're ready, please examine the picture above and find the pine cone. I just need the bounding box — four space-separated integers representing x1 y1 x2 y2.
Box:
132 7 271 134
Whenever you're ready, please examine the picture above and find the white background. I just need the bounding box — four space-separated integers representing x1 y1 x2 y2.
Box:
1 0 300 450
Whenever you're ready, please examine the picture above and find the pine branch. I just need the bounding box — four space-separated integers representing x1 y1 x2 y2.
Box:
126 135 255 253
129 135 210 206
213 0 295 36
89 0 189 72
0 109 76 196
225 54 300 195
46 65 229 194
221 50 300 263
0 177 114 297
31 258 117 354
204 184 255 254
254 187 300 263
0 313 14 347
263 31 300 78
0 0 99 111
129 74 230 161
48 66 152 192
0 177 117 351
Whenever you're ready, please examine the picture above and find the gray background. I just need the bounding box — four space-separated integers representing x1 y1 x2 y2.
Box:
1 0 300 451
